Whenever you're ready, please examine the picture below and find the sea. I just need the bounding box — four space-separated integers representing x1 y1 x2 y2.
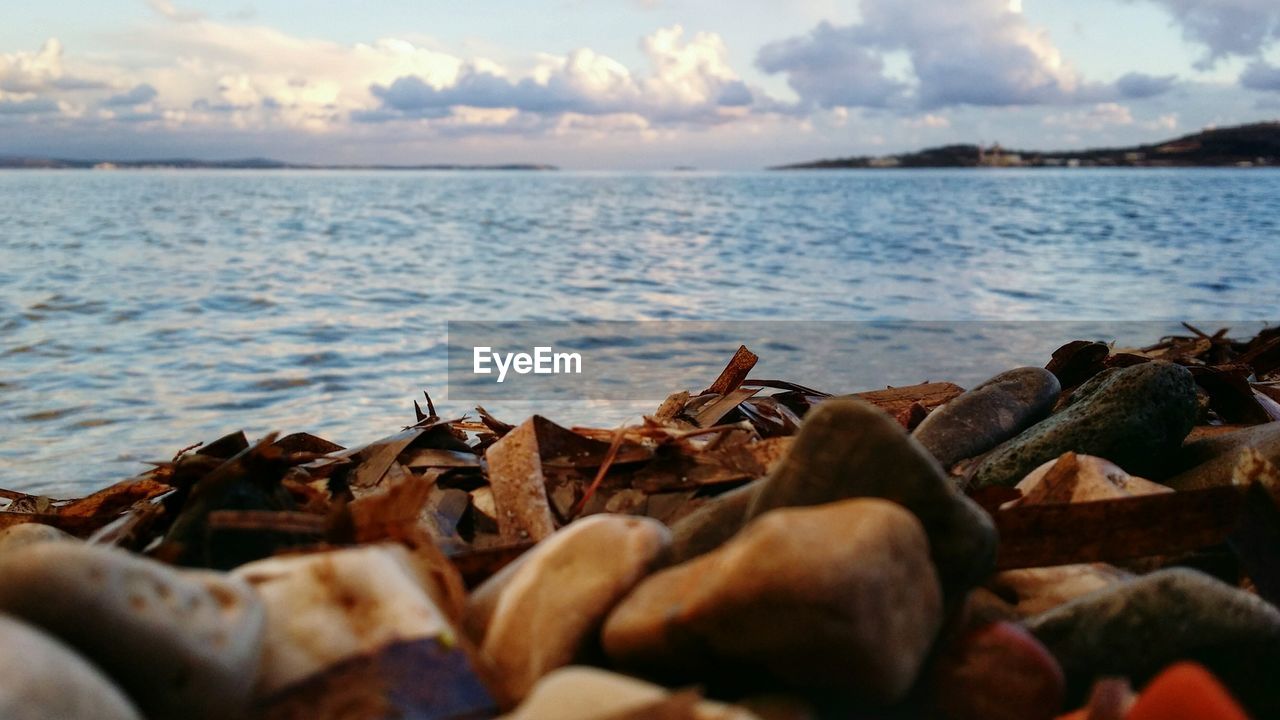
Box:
2 168 1278 494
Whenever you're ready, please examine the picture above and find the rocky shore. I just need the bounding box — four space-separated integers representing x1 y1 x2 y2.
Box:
1 325 1279 719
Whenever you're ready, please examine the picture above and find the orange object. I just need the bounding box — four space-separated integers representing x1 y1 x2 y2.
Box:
1126 663 1249 720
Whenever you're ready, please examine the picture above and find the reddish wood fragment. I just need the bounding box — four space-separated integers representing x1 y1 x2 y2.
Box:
995 486 1245 570
57 478 171 518
852 381 965 417
1185 424 1257 443
705 345 759 396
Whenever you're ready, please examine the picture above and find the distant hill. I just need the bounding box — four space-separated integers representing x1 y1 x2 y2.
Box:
775 121 1280 169
0 156 557 171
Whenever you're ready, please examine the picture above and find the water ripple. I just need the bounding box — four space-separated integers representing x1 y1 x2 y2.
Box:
2 168 1279 492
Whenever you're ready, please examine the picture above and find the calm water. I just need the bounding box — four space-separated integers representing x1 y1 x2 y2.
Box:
2 169 1278 493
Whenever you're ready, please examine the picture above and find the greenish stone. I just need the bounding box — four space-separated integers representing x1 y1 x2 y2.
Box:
1025 568 1280 717
969 361 1198 490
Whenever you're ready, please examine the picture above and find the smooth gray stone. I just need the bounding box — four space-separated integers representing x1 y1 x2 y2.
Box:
0 614 142 720
1025 568 1280 716
746 396 997 600
969 361 1198 490
0 542 265 720
912 367 1061 469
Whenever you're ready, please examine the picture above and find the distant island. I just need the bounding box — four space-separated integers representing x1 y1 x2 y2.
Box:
775 121 1280 169
0 156 557 171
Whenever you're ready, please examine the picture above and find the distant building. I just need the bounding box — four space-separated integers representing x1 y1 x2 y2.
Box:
978 143 1023 167
92 162 119 170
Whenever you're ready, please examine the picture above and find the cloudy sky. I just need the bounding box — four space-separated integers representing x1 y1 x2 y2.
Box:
2 0 1279 169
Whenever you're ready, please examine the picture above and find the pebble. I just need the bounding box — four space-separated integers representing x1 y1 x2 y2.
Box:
0 614 142 720
747 396 996 600
0 522 74 554
1025 567 1280 716
913 367 1061 469
501 666 760 720
0 542 265 720
1167 421 1280 490
233 544 459 698
602 498 942 704
969 361 1198 490
464 515 671 706
931 620 1065 720
666 480 759 564
1004 453 1172 508
990 563 1134 617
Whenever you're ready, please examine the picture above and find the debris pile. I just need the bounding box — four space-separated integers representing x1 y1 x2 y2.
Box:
1 324 1279 720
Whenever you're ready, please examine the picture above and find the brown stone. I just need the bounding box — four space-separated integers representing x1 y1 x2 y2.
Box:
602 499 942 704
464 515 671 705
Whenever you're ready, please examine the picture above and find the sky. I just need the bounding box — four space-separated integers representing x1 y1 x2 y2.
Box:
2 0 1279 169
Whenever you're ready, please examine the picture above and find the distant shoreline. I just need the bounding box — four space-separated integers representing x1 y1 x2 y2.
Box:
774 121 1280 170
6 120 1280 173
0 158 558 171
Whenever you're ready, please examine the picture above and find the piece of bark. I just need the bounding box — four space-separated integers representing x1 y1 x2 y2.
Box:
1238 334 1280 377
691 387 759 428
1191 365 1275 425
652 391 691 423
54 478 171 519
483 417 565 542
343 428 425 491
1185 424 1257 443
850 381 965 417
1045 340 1110 388
273 433 344 455
995 486 1246 570
704 345 758 396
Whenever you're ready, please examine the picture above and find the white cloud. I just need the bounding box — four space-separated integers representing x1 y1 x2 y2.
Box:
756 0 1177 111
0 7 769 153
904 113 951 128
103 83 158 107
1042 102 1136 130
0 39 95 93
1136 0 1280 67
364 25 755 126
756 22 906 108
